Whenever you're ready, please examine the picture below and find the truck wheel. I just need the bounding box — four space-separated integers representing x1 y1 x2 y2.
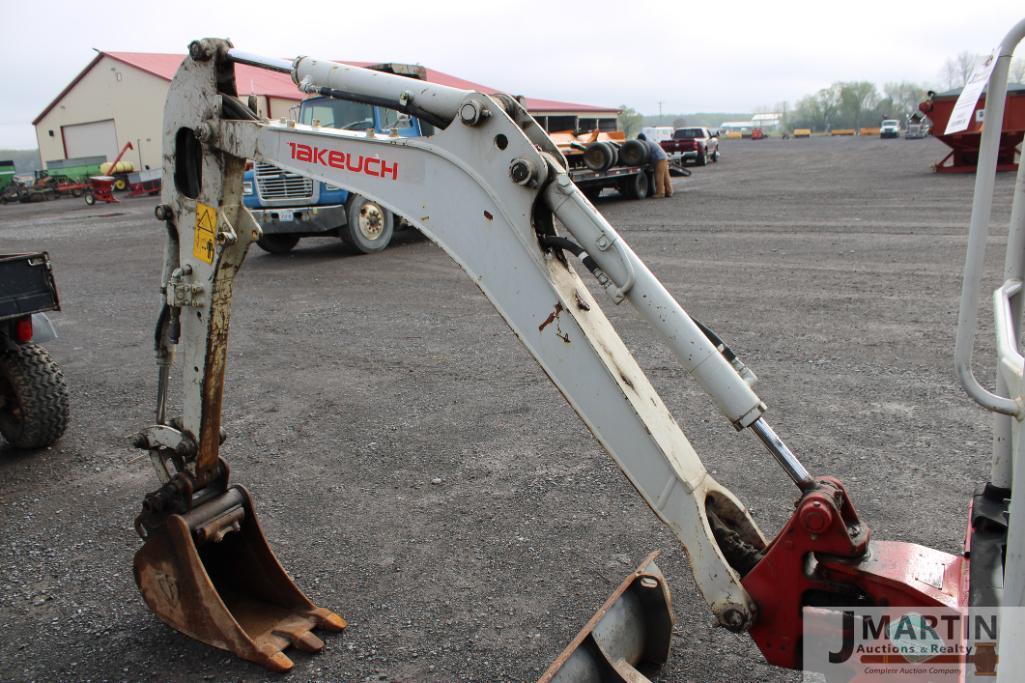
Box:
696 150 707 166
256 234 300 254
619 140 648 167
342 196 394 254
621 172 650 200
582 142 617 172
0 342 70 449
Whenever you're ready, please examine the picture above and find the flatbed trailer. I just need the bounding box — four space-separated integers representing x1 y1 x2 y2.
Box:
571 163 653 200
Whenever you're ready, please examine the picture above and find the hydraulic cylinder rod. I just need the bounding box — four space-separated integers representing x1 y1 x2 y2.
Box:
750 419 814 489
224 49 293 74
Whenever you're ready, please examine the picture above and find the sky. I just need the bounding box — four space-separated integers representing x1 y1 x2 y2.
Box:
1 0 1022 148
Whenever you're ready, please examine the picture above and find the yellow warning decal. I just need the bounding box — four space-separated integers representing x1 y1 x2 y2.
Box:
193 202 217 264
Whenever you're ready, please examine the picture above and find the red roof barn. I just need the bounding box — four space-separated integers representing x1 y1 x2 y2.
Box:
33 51 620 171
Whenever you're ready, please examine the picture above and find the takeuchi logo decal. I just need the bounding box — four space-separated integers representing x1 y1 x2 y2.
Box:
287 142 399 180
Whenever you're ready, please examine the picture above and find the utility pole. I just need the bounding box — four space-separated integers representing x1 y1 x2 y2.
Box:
658 100 664 122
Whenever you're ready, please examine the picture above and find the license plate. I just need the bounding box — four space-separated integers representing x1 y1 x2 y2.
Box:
277 209 294 222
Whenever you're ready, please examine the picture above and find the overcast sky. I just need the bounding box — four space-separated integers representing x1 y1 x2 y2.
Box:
2 1 1021 148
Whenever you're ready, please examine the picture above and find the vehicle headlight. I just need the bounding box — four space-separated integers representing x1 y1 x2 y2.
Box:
243 180 253 195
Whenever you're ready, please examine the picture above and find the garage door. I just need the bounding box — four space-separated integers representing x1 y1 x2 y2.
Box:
62 119 118 161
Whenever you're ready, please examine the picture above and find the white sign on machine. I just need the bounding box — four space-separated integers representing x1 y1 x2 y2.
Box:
944 50 999 135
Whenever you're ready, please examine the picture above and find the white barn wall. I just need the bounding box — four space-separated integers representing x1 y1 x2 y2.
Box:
34 56 168 171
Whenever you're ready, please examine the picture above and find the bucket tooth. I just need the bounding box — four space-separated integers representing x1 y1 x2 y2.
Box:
539 551 674 683
133 484 344 672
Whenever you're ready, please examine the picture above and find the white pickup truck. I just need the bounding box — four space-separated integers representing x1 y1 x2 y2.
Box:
880 119 901 138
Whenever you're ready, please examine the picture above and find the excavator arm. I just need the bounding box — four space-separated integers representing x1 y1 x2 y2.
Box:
132 37 985 677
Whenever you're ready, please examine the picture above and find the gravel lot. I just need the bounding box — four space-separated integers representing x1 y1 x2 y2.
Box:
0 136 1016 682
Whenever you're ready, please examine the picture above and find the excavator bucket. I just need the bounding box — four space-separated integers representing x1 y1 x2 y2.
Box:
539 552 674 682
133 485 345 672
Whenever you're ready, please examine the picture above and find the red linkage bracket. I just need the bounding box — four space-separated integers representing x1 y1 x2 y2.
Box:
741 476 966 669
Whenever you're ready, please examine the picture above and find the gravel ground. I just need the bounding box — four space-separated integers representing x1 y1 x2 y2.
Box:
0 136 1016 682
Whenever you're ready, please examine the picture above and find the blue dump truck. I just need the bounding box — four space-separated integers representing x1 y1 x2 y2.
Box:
243 63 427 255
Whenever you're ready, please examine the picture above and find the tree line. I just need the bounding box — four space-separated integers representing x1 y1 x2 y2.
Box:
619 54 1025 135
779 54 1025 133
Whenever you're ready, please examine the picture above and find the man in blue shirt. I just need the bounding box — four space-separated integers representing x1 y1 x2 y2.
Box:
636 133 672 198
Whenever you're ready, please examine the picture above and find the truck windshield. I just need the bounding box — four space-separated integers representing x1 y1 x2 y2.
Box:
299 98 375 131
882 120 899 126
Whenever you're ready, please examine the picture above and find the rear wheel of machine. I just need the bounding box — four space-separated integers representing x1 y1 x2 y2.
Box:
84 192 95 206
342 197 394 254
113 176 127 192
256 234 300 254
0 342 70 449
622 172 650 200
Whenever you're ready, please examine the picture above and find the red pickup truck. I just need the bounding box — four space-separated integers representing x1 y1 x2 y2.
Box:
659 127 720 166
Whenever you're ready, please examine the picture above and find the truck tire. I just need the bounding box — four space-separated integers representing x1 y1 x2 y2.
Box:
0 342 70 449
619 139 648 167
256 234 300 254
582 142 617 172
621 171 650 200
342 196 394 254
696 149 707 166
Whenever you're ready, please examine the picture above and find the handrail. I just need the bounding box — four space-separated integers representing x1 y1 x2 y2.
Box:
953 17 1025 417
993 280 1025 391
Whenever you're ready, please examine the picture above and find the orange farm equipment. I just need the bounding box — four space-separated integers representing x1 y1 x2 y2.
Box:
919 84 1025 173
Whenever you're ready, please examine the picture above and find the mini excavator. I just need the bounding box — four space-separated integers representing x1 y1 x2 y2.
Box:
132 21 1025 680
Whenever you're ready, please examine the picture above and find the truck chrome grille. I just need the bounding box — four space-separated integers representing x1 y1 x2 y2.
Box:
255 163 314 200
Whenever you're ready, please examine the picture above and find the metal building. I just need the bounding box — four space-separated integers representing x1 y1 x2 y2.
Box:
33 51 620 172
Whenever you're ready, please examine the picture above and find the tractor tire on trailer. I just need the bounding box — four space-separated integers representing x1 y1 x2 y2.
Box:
256 234 300 254
582 142 617 173
621 171 650 200
619 139 648 167
113 176 128 192
0 342 70 449
342 196 394 254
